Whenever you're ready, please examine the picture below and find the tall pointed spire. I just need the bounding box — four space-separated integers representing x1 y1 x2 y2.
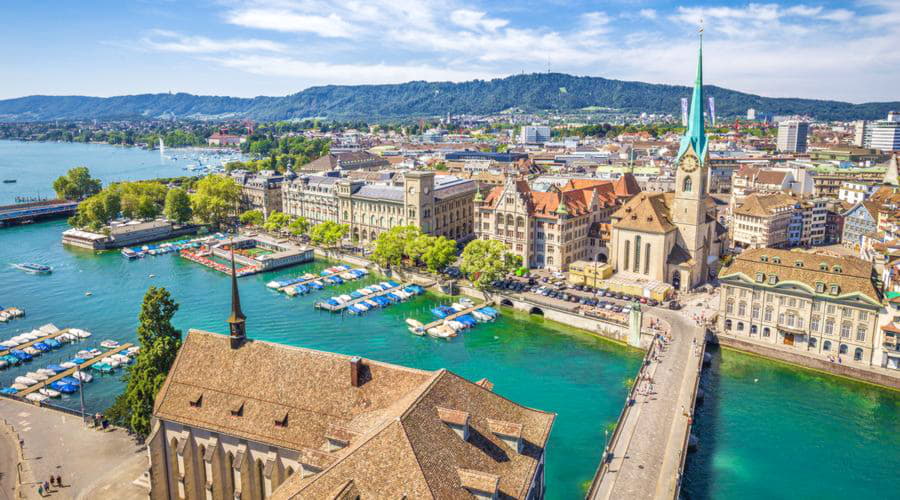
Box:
227 240 246 349
677 29 708 165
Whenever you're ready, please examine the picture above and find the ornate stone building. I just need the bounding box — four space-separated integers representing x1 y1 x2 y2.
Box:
148 253 554 499
281 175 340 226
474 176 639 270
608 40 725 291
717 248 882 365
231 170 291 218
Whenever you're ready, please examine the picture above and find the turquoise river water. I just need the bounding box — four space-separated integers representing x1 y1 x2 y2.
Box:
0 140 897 498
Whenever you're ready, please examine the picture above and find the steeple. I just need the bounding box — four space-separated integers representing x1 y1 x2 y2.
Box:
677 31 708 164
227 241 246 349
474 183 484 202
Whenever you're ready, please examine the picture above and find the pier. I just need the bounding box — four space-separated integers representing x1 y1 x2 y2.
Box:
315 283 412 312
422 300 495 330
0 329 70 358
587 308 705 500
16 343 134 397
276 269 347 292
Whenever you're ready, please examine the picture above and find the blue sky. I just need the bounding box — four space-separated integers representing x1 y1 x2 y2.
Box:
3 0 898 102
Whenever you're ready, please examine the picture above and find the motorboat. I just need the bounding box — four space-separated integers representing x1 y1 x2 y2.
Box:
406 318 425 336
39 388 61 398
15 376 38 386
26 371 48 381
100 340 120 350
25 393 49 403
11 263 52 274
72 371 92 383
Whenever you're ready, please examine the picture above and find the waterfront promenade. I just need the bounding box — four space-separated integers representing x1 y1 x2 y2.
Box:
0 399 146 499
588 306 705 499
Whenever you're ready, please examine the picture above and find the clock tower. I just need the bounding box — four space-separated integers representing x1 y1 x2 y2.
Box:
673 35 709 235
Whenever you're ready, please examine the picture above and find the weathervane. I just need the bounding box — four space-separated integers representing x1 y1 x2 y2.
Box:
699 18 704 38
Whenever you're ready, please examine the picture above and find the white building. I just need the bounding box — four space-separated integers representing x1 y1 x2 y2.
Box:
869 121 900 152
520 125 552 144
776 121 809 153
838 180 880 204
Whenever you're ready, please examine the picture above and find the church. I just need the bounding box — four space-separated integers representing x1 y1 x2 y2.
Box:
608 39 726 291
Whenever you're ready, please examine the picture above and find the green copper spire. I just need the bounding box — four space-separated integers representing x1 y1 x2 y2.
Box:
474 183 484 202
677 33 708 165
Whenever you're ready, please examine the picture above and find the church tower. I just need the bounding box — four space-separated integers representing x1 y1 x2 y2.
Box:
227 243 246 349
673 34 710 249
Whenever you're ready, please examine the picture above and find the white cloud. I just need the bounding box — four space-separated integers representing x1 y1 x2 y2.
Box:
449 9 509 32
141 30 287 53
226 8 356 38
639 9 657 20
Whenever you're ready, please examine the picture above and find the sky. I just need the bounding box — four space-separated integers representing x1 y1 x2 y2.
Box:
2 0 898 103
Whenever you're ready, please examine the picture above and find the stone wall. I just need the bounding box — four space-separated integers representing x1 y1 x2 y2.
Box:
711 333 900 390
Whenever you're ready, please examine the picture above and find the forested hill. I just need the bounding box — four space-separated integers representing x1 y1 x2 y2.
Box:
1 73 896 122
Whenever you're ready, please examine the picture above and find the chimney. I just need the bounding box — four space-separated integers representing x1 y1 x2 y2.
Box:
349 356 361 387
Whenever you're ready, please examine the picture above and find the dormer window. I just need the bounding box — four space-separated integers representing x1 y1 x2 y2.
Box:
830 284 840 295
189 393 203 408
230 402 244 417
488 419 524 454
794 260 804 268
437 407 470 441
756 272 765 283
833 265 842 273
815 282 825 293
772 257 781 264
820 262 829 271
769 275 778 285
760 255 769 262
274 412 289 428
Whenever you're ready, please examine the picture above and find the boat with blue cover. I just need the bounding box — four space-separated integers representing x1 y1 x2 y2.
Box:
47 363 66 373
33 342 50 352
11 350 32 361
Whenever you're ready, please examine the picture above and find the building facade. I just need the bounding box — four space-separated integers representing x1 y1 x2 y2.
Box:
718 248 882 366
281 175 340 226
776 121 809 153
474 176 638 270
232 170 289 218
842 201 879 249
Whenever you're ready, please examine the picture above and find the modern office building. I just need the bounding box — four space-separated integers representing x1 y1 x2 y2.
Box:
520 125 552 144
776 121 810 153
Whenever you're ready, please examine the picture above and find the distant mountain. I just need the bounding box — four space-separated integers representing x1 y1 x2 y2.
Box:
1 73 896 122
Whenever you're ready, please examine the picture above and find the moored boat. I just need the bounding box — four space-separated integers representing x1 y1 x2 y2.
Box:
11 262 52 274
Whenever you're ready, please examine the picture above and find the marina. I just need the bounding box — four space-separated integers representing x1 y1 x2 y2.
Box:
266 264 365 293
414 299 499 338
314 281 419 312
14 342 134 397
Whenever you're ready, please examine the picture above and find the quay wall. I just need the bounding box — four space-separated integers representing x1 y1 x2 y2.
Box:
710 333 900 391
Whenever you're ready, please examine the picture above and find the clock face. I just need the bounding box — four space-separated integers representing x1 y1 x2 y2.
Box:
680 155 698 173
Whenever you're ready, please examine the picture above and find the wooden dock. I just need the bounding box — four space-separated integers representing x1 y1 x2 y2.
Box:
422 301 494 330
315 283 411 312
0 328 70 358
18 343 134 396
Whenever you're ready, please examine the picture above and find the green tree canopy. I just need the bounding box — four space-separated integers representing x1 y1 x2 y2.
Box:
190 175 241 228
309 221 348 249
371 226 421 268
459 239 520 288
421 235 457 272
288 216 310 236
263 211 291 233
106 287 182 438
239 209 264 226
163 187 192 224
52 166 101 200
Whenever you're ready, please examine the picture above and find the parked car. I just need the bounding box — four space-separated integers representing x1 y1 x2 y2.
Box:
668 301 682 310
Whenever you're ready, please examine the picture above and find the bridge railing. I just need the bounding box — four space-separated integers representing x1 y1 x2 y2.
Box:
585 334 660 498
672 332 707 498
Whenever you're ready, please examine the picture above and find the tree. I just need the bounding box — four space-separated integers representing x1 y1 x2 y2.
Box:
263 211 291 233
288 216 310 236
309 221 348 250
190 175 240 228
239 209 264 226
459 239 519 288
163 187 192 224
52 166 101 200
422 235 457 272
371 225 420 268
106 287 182 438
403 232 431 265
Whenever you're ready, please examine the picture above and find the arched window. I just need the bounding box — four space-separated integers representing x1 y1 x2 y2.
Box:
763 327 770 337
633 236 641 273
644 243 651 274
683 176 693 192
854 347 863 361
823 340 832 351
840 322 851 338
624 240 630 270
750 325 758 334
506 214 514 225
809 337 817 348
737 322 744 331
839 344 849 354
725 319 732 330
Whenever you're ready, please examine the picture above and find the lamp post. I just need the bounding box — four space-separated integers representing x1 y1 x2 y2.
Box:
603 428 610 463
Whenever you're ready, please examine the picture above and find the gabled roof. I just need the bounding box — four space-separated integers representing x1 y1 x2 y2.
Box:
611 192 676 233
156 331 554 500
482 178 625 218
613 173 641 197
733 193 796 218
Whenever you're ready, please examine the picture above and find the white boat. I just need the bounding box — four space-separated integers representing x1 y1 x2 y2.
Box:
26 371 48 381
15 376 38 386
100 340 120 349
37 368 56 376
25 393 49 403
88 348 102 357
472 311 492 322
11 383 29 391
60 361 77 369
72 371 92 383
445 320 465 332
355 302 369 312
365 299 379 308
406 318 425 336
24 347 40 356
39 388 61 398
459 298 474 307
339 294 353 302
451 303 466 312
